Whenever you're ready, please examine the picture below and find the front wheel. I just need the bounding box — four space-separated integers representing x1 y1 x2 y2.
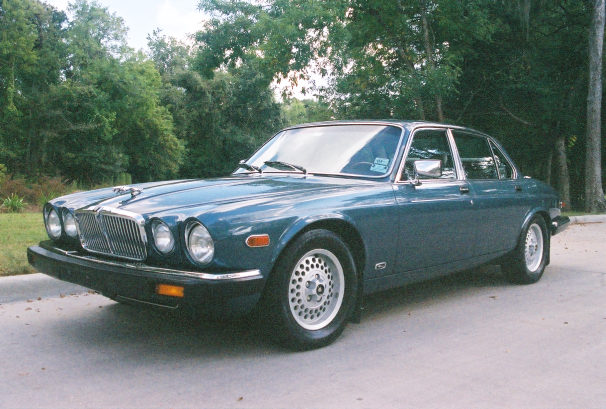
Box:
263 229 357 350
502 215 548 284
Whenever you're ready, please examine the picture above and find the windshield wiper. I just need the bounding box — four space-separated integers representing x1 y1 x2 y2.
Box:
264 160 307 174
237 161 262 173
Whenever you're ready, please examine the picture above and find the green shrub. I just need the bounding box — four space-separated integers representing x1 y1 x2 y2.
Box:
114 172 132 186
0 175 73 209
2 194 26 213
0 177 35 202
0 164 7 183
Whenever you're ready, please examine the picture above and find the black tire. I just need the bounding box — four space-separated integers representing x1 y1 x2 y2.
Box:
262 229 358 350
502 215 549 284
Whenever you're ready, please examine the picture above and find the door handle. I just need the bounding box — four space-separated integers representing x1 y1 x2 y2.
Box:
514 185 522 192
459 185 470 194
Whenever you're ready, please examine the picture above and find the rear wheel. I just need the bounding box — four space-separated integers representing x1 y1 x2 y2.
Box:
502 215 548 284
263 229 357 350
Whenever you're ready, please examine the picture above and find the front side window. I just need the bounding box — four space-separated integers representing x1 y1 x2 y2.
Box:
238 125 402 177
452 131 498 180
402 129 457 180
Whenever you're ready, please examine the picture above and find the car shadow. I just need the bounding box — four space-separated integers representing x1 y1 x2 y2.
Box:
57 264 507 357
361 264 508 318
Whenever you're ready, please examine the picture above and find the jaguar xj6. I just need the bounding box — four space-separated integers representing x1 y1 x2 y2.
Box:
28 121 569 349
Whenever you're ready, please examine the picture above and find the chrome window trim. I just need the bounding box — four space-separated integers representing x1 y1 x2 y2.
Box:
446 128 466 181
75 206 148 261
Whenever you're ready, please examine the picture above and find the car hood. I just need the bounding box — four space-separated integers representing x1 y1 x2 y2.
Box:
51 175 380 217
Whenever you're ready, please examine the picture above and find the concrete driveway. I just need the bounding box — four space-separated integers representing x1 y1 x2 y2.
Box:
1 222 605 408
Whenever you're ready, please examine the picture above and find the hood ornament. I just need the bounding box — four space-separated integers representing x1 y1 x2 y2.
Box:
113 185 142 198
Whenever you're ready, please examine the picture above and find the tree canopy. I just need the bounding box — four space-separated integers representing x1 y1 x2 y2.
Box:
1 0 605 210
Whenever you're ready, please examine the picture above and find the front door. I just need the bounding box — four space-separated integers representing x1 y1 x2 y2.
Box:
393 129 476 277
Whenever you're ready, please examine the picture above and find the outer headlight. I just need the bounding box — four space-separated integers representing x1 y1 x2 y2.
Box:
185 222 214 265
62 210 78 238
44 207 62 240
152 220 174 254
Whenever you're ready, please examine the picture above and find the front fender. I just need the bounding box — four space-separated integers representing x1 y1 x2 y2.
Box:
268 213 363 273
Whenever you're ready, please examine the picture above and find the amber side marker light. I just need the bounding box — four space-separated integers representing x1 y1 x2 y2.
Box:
156 284 184 298
246 234 270 247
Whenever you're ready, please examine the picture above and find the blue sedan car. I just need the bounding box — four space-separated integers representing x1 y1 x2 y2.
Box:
28 121 569 349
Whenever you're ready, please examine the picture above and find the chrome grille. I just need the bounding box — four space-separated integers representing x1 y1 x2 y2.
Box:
76 210 147 261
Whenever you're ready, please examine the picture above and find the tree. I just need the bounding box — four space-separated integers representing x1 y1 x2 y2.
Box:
281 98 332 126
0 0 67 174
585 0 606 212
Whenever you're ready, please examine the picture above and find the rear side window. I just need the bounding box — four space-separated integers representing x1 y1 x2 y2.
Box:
490 141 515 179
452 132 498 180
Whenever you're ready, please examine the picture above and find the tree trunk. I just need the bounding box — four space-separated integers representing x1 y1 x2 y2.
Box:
585 0 606 212
554 134 570 206
400 48 426 120
520 0 531 42
545 148 552 186
421 12 444 122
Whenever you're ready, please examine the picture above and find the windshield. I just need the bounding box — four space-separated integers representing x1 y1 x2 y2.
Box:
237 124 403 177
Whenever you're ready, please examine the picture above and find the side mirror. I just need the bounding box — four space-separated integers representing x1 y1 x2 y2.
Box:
412 159 442 185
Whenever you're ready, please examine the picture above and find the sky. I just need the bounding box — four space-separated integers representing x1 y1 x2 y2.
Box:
43 0 206 50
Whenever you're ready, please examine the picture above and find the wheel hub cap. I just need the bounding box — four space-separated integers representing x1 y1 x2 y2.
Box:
288 249 345 330
524 223 544 272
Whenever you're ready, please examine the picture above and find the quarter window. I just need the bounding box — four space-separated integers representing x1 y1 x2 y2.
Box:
452 132 498 180
403 129 456 180
490 141 514 179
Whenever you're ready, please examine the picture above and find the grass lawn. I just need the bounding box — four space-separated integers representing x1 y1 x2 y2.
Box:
0 212 47 276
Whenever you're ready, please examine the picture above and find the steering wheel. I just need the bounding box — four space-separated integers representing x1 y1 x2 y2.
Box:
347 161 374 172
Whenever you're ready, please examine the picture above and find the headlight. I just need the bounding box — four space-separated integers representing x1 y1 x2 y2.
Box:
185 222 214 265
152 220 174 254
63 210 78 238
44 207 62 239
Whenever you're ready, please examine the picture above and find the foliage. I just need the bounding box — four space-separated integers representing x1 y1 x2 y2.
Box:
1 0 605 209
0 0 186 184
0 174 72 208
281 99 333 126
148 31 283 178
2 193 26 213
194 0 603 209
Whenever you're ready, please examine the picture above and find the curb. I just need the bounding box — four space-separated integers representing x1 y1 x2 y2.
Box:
1 216 604 304
569 214 606 224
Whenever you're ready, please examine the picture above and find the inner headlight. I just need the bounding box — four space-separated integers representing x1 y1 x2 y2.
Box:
63 210 78 238
185 222 214 265
152 220 175 254
44 207 62 240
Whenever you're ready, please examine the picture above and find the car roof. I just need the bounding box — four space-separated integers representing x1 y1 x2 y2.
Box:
281 120 490 137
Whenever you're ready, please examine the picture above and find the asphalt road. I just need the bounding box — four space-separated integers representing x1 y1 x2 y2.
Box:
1 222 605 409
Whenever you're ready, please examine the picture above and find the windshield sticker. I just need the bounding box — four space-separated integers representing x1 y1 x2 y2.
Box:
370 157 390 173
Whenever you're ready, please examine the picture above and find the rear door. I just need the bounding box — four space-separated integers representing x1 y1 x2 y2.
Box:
450 130 529 255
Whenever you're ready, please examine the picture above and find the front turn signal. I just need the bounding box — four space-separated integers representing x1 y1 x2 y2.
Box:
156 284 184 298
246 234 270 248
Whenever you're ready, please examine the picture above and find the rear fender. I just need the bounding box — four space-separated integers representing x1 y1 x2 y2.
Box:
519 207 552 266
